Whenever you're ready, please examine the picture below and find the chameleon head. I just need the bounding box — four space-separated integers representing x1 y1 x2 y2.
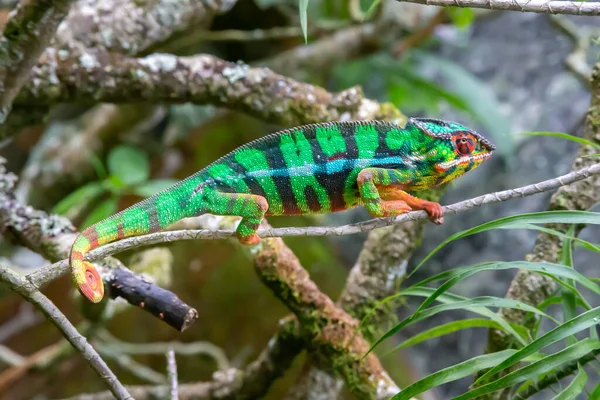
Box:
409 117 496 185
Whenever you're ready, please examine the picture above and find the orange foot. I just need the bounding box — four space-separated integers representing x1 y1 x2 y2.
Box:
421 201 444 225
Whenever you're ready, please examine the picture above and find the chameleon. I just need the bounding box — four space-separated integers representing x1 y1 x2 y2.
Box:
70 118 495 303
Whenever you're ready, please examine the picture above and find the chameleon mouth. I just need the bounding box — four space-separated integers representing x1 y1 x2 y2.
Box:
436 151 492 171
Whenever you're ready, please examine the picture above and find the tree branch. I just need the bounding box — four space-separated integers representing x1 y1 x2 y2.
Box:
31 161 600 278
0 262 132 399
53 0 236 55
0 0 73 123
394 0 600 15
0 157 196 330
15 50 405 131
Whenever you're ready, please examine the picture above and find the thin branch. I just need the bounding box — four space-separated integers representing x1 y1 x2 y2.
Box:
30 161 600 282
0 302 42 342
96 349 167 385
167 347 178 400
96 330 230 371
393 0 600 16
0 263 132 399
0 0 73 122
0 344 24 366
549 14 597 86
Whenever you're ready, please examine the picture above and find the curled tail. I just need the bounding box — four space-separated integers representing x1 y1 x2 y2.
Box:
70 176 208 303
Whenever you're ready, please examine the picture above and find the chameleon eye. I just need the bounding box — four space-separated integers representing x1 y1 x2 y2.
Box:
453 133 476 155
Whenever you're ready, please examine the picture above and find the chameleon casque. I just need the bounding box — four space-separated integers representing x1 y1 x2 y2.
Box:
70 118 495 303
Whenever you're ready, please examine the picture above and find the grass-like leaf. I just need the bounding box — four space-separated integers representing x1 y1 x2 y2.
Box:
410 261 600 316
474 306 600 385
359 288 529 352
366 296 550 356
456 339 600 399
299 0 309 43
521 131 600 150
410 211 600 279
391 350 517 400
551 364 587 400
388 318 516 351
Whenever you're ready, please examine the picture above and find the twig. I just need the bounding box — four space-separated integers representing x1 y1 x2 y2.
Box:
513 349 600 399
0 0 73 123
0 302 42 342
96 329 229 370
0 344 24 366
59 318 304 400
393 0 600 16
549 14 596 85
98 349 167 385
0 263 132 399
167 347 178 400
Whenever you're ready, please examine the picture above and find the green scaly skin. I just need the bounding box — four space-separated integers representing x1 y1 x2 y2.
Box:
70 118 496 303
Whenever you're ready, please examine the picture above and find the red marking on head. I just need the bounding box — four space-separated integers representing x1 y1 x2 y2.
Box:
452 132 477 156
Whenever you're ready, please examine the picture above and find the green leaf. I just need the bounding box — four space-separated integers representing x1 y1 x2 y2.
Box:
561 225 578 346
591 380 600 399
455 339 600 400
53 182 105 216
391 350 517 400
81 196 119 229
132 179 178 197
521 131 600 150
474 307 600 385
551 364 587 400
107 146 150 186
367 296 550 356
389 318 515 351
446 8 475 29
364 0 381 19
299 0 309 43
411 211 600 279
361 288 529 352
411 261 600 316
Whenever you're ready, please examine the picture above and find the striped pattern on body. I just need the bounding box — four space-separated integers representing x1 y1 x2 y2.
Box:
70 119 495 303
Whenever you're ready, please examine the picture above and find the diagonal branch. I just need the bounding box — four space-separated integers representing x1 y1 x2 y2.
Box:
0 262 131 399
393 0 600 16
0 0 73 123
32 161 600 278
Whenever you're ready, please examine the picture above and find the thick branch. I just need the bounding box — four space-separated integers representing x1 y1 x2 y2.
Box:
0 0 73 122
15 50 405 129
394 0 600 15
0 263 131 399
54 0 236 55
